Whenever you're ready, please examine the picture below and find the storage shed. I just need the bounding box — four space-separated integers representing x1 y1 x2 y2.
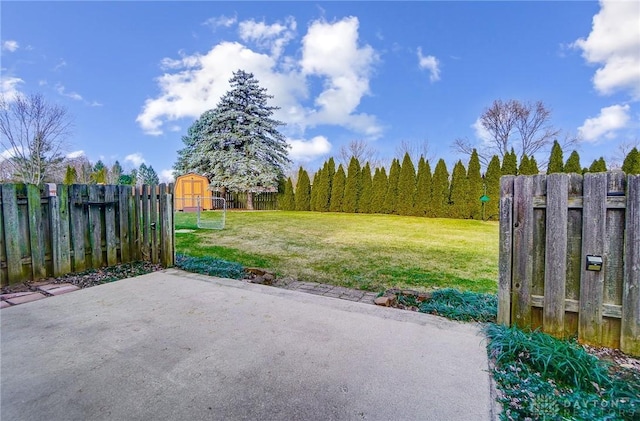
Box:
174 173 213 211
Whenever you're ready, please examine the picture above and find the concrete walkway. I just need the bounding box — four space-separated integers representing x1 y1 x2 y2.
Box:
1 269 495 421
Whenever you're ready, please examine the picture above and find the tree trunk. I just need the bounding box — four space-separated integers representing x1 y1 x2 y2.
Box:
246 191 254 210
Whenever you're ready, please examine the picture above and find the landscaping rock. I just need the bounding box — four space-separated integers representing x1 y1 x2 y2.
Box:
263 273 275 283
246 268 267 276
374 296 391 306
417 292 432 302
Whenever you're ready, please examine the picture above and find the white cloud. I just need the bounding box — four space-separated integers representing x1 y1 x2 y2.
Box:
159 169 174 183
137 16 382 140
66 150 85 159
125 153 146 167
2 40 19 52
0 75 24 99
55 83 83 101
417 47 441 82
238 17 296 57
578 104 630 142
287 135 332 162
472 118 492 144
203 14 237 31
573 0 640 99
53 59 67 71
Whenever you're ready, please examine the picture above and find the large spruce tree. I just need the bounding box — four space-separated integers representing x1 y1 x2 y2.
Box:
329 164 346 212
342 157 362 213
370 167 388 214
467 150 483 219
174 70 291 210
431 159 450 218
396 153 417 216
414 157 432 217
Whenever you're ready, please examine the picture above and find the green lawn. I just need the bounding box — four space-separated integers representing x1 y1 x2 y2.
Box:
175 211 499 293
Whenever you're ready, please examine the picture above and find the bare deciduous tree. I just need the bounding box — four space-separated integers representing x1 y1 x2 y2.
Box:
0 93 72 184
453 99 564 165
395 139 434 164
338 139 380 167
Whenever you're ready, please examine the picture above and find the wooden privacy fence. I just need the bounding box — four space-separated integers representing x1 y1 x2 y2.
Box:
0 183 174 287
498 172 639 356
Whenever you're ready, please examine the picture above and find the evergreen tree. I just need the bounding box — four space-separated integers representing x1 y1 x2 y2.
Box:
295 167 311 211
359 163 373 213
449 160 469 219
138 163 159 185
63 165 77 185
622 147 640 174
564 150 582 173
280 177 295 210
484 155 502 220
342 157 361 213
529 156 540 174
431 159 450 218
518 154 531 175
501 149 518 175
414 157 432 217
384 158 401 214
588 157 607 173
314 164 330 212
396 153 417 216
91 166 107 184
93 160 105 173
329 165 346 212
467 150 483 219
173 70 290 210
370 167 388 214
547 140 564 174
109 161 123 184
310 170 320 211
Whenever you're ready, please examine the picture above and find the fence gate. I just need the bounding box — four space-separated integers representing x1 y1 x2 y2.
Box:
0 183 174 287
498 172 639 356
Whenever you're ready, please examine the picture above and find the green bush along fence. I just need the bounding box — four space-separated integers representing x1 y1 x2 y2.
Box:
498 172 639 356
0 183 175 287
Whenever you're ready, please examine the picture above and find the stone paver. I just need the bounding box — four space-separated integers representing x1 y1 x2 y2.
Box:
37 283 80 296
0 300 12 309
2 291 47 305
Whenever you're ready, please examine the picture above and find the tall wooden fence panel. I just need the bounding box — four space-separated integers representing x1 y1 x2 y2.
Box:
499 172 639 356
0 183 174 287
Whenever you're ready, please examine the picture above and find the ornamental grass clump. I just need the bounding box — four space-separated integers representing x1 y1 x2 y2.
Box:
417 288 497 322
485 324 640 420
175 253 245 279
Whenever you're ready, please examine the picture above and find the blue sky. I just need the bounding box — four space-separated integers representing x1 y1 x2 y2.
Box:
1 1 639 182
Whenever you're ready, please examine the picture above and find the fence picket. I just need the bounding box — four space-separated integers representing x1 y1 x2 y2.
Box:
2 184 22 281
88 185 104 268
118 185 131 263
150 185 158 264
105 185 118 265
543 174 568 337
621 175 640 355
511 176 534 328
26 185 46 280
498 176 514 325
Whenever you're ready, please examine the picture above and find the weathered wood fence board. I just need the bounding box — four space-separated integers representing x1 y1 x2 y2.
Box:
0 183 174 287
499 172 640 356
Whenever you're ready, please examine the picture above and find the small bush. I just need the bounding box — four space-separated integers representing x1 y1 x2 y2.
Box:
175 253 245 279
417 288 497 322
485 324 640 420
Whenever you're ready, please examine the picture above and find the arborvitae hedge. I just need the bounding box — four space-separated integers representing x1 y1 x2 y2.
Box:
310 170 320 211
431 159 450 218
384 159 401 214
547 140 564 174
343 157 361 213
414 157 432 217
280 177 296 211
564 150 582 174
371 167 388 214
485 155 501 220
329 164 346 212
622 147 640 174
501 149 518 176
449 160 469 219
530 156 540 174
295 167 311 211
359 163 373 213
588 157 607 173
396 153 416 216
467 150 483 219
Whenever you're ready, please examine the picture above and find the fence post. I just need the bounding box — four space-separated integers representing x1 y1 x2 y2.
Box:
621 175 640 355
498 176 515 325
